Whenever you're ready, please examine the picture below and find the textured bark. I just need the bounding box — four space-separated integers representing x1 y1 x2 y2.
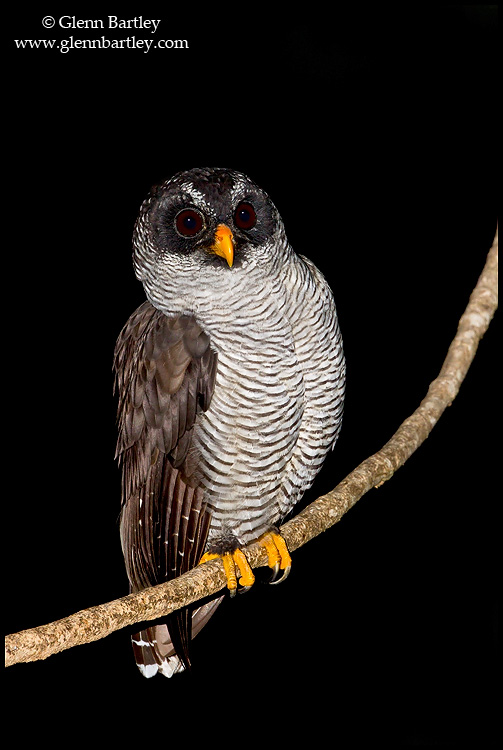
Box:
5 228 498 669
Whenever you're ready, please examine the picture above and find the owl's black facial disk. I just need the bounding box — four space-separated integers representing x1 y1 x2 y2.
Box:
145 167 278 265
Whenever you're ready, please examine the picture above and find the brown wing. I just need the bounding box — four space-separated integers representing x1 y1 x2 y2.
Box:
114 300 218 670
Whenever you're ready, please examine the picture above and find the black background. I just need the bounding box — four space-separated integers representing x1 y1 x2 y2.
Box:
5 8 498 748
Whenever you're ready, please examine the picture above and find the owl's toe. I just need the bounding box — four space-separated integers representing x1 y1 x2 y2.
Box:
199 548 255 597
258 531 292 585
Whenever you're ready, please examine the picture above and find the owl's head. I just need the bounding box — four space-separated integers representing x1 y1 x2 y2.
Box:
132 168 288 286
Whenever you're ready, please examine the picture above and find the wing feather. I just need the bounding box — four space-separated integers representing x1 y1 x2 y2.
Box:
114 300 218 673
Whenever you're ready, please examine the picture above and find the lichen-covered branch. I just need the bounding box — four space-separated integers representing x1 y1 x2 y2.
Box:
5 228 498 669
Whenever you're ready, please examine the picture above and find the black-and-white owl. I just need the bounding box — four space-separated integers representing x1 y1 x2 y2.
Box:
114 168 345 677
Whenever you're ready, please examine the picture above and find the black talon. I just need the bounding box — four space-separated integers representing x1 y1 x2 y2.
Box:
238 584 253 594
268 562 280 583
269 565 291 585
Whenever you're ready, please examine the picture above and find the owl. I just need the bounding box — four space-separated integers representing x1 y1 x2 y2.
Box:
114 168 345 677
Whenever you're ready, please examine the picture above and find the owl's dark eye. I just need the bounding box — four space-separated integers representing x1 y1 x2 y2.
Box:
234 202 257 230
175 208 204 237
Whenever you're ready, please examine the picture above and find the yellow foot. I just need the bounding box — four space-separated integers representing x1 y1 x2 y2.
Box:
199 548 255 598
258 531 292 584
198 532 292 595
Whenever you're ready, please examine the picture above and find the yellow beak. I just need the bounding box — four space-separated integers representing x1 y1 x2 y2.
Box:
210 224 234 267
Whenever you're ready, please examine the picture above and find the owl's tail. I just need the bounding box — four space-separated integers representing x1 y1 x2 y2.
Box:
131 596 223 678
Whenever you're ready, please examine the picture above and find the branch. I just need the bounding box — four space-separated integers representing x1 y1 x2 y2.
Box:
5 228 498 669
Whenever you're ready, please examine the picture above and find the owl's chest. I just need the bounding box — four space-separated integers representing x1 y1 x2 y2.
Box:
206 310 304 430
192 301 305 475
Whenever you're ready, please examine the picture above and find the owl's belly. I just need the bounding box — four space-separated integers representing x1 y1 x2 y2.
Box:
193 342 305 546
